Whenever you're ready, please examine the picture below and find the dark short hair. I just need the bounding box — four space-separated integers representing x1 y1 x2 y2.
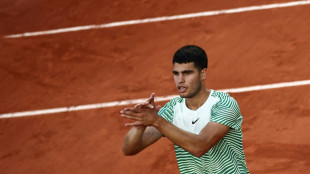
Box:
173 45 208 71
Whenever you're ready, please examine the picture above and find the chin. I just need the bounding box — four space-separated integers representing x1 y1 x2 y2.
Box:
179 94 186 98
179 90 199 98
179 93 190 98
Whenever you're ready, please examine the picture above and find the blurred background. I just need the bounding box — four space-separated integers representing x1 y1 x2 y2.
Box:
1 0 310 173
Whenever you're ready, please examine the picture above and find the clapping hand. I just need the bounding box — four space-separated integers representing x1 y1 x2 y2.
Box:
121 93 161 127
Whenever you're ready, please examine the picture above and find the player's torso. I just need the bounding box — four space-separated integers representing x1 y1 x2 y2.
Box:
172 90 219 134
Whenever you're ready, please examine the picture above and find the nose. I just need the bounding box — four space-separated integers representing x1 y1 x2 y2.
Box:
176 74 185 83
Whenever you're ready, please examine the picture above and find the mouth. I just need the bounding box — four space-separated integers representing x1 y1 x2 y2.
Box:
177 86 187 93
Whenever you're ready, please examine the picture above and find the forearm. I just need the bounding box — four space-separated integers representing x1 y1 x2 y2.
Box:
122 126 162 156
153 116 209 157
120 98 229 157
122 126 146 156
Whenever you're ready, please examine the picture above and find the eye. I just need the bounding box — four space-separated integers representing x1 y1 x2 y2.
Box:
183 71 192 75
172 71 179 76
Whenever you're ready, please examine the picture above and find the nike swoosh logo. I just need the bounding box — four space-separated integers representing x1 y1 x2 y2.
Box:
192 118 199 124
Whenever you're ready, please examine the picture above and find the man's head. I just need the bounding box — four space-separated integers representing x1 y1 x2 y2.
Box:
173 45 208 71
172 45 208 98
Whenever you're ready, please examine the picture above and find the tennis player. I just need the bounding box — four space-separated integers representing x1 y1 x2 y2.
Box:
121 45 250 173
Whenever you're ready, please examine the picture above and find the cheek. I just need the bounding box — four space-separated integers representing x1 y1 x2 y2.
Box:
189 77 200 88
173 76 178 84
186 79 194 89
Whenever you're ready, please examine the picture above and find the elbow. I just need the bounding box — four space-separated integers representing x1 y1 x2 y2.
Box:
122 149 137 156
188 145 209 158
122 144 139 156
191 149 206 158
123 151 136 156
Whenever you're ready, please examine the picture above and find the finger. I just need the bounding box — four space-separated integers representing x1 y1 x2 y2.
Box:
146 93 153 102
134 103 145 108
121 114 142 121
142 103 154 109
134 102 151 108
120 109 140 116
146 93 155 106
125 121 145 127
121 107 138 114
128 107 142 112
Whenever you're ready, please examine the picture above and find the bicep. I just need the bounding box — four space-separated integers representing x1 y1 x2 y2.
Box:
141 126 163 148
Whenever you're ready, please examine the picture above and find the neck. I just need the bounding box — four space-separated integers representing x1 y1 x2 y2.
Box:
185 88 210 110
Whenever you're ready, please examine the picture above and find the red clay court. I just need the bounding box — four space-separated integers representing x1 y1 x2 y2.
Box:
1 0 310 173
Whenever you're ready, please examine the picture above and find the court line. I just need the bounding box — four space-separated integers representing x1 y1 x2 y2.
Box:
1 79 310 119
4 0 310 38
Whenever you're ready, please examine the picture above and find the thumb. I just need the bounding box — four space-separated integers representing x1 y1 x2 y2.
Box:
146 93 155 106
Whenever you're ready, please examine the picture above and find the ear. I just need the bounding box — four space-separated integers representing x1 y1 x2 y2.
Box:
200 68 207 80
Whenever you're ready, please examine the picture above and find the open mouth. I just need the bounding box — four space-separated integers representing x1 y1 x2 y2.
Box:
178 86 187 93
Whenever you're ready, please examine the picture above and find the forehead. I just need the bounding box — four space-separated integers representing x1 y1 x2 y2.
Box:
173 62 198 72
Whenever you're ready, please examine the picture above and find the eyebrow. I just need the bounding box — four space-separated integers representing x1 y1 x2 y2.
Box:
172 70 194 74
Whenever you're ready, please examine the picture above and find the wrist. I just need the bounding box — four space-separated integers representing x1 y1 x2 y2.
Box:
153 115 163 128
